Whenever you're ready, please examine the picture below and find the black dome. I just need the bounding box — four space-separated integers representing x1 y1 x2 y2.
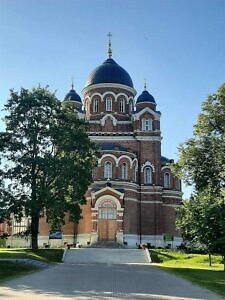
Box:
136 90 155 104
64 89 81 102
85 58 134 88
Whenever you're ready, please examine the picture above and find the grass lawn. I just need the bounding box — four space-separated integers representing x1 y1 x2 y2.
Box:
150 250 225 298
0 248 63 283
0 261 37 283
0 248 63 263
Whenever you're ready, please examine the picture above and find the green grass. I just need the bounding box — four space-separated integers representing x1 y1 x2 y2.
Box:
0 248 63 283
0 261 37 283
151 250 225 297
0 248 63 263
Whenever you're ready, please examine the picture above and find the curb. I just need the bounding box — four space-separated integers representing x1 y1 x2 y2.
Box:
145 248 152 263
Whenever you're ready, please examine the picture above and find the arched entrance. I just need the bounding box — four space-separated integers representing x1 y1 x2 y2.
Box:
98 199 117 241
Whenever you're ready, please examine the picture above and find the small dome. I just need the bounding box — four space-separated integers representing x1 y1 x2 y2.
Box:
136 90 155 104
85 58 134 88
64 88 81 102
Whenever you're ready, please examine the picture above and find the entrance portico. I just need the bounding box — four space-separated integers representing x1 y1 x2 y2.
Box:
90 187 124 244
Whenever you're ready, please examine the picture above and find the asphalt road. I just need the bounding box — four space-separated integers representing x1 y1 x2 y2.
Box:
0 263 223 300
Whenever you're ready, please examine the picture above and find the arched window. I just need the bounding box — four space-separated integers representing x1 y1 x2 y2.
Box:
142 118 152 131
144 167 152 184
133 164 137 182
119 99 125 113
93 99 99 112
175 179 181 190
106 97 112 112
129 102 133 113
164 172 170 188
99 200 117 219
104 161 112 179
121 162 128 179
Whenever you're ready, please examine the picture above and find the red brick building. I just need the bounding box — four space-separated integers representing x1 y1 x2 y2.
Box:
31 39 182 248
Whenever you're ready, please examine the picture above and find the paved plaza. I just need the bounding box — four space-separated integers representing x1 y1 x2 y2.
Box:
0 262 223 299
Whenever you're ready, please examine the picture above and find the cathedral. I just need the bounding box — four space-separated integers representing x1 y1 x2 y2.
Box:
9 36 183 248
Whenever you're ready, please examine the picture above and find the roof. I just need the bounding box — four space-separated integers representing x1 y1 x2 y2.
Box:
161 156 174 164
64 89 82 103
136 90 156 104
85 58 134 88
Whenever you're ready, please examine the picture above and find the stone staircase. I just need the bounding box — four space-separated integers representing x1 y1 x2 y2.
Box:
63 248 150 264
91 240 125 248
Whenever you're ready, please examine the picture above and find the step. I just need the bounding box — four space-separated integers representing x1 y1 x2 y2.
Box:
63 248 149 264
91 241 125 248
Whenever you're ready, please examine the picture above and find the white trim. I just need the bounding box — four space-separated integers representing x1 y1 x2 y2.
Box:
141 161 155 172
141 201 163 204
89 135 162 142
103 91 116 102
88 120 101 124
118 155 133 168
98 154 117 166
89 131 133 135
125 197 138 202
82 83 137 96
163 195 182 200
100 114 117 126
98 154 135 168
133 107 161 121
161 166 171 171
141 185 162 190
141 191 162 194
136 136 162 142
92 180 139 188
90 92 102 102
163 190 183 196
117 121 132 124
116 92 129 103
94 194 124 210
91 186 124 200
163 203 181 207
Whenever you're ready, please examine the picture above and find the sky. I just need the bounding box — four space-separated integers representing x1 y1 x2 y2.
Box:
0 0 225 198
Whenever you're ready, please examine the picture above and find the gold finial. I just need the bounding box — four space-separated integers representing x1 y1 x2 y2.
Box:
107 32 112 58
71 76 74 90
144 79 147 91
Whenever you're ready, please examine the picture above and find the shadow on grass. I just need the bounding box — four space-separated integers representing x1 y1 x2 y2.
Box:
0 261 38 283
0 249 63 263
150 250 177 261
159 266 225 298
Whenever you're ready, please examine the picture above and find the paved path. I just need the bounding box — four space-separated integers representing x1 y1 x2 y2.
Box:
0 263 223 300
64 248 149 264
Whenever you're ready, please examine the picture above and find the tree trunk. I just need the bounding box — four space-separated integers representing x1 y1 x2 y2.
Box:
208 252 212 266
31 215 39 251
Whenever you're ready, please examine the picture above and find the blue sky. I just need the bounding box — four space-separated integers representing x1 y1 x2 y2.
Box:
0 0 225 197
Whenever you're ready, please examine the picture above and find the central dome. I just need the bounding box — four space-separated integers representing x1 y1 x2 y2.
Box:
85 58 134 88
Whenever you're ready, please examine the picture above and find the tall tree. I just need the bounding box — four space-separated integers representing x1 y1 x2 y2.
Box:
173 83 225 268
173 84 225 195
0 87 98 250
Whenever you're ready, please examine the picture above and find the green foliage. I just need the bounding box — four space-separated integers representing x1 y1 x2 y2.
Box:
0 248 63 263
151 250 225 297
0 86 99 249
0 261 37 283
172 84 225 267
172 83 225 194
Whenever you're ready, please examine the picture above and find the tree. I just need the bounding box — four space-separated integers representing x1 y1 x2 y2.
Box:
176 191 225 269
0 86 98 250
173 83 225 268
